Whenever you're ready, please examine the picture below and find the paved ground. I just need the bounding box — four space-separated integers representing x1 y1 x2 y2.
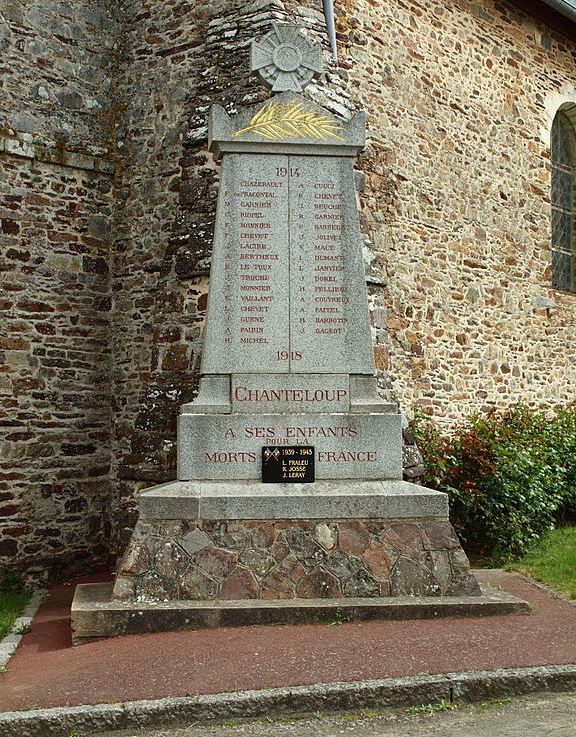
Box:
94 692 576 737
1 571 576 712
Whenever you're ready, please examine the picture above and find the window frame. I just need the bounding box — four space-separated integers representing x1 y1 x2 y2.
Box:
551 105 576 294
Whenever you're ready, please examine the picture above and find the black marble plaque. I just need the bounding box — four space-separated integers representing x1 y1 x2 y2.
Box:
261 446 315 483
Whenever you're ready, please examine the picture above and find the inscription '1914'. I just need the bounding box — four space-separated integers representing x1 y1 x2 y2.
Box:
276 167 300 177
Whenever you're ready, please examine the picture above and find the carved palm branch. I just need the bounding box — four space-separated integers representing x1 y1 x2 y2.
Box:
231 101 345 142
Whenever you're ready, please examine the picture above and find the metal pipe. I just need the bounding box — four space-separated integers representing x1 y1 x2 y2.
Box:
322 0 338 64
542 0 576 21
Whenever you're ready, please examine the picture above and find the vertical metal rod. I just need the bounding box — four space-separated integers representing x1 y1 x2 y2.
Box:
322 0 338 64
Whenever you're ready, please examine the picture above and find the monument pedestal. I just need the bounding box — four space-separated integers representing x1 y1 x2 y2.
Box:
71 479 532 643
110 479 481 603
70 477 530 644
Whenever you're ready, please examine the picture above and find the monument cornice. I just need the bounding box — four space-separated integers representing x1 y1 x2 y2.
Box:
209 92 365 159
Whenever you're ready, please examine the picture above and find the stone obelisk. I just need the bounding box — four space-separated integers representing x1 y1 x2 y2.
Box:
177 55 402 482
111 21 478 598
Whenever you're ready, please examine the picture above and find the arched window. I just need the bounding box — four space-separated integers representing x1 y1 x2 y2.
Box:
551 107 576 292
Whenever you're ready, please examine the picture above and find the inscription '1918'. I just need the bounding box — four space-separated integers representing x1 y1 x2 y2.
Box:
277 351 302 361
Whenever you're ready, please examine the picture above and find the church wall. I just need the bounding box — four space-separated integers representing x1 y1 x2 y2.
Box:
0 154 114 578
0 0 115 147
340 0 576 422
0 0 117 578
2 0 576 578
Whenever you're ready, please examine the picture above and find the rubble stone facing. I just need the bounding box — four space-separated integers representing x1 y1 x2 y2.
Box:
0 0 119 580
345 0 576 423
0 0 117 151
0 154 114 578
112 517 481 601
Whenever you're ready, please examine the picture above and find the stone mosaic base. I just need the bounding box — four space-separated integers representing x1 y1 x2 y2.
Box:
113 517 481 602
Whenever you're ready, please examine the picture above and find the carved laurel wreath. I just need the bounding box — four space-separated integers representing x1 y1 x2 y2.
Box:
231 101 345 142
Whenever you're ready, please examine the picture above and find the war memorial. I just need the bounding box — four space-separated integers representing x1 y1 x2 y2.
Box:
71 24 528 641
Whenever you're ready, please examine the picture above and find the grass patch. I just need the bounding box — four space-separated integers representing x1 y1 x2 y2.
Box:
0 589 32 639
510 526 576 599
330 606 353 625
405 700 457 715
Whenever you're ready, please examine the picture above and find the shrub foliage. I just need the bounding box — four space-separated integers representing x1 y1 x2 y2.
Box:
412 404 576 562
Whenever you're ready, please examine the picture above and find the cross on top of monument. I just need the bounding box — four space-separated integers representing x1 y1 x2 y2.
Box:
250 23 322 93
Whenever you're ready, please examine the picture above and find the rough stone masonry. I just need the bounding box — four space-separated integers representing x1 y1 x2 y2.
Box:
1 0 575 581
112 517 480 602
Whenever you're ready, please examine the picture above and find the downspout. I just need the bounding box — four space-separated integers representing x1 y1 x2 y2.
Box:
322 0 338 64
541 0 576 21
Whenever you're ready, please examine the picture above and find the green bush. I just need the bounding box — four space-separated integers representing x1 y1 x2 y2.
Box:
0 567 26 593
412 404 576 563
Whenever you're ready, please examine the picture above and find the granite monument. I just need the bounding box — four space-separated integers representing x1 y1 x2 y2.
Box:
71 25 529 641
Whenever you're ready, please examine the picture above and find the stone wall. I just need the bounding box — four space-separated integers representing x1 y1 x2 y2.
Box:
344 0 576 422
0 0 116 147
0 0 117 579
0 152 114 578
2 0 576 579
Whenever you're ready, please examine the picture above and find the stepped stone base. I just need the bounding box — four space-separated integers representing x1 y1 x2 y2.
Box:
71 582 530 643
69 480 534 642
136 479 449 521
